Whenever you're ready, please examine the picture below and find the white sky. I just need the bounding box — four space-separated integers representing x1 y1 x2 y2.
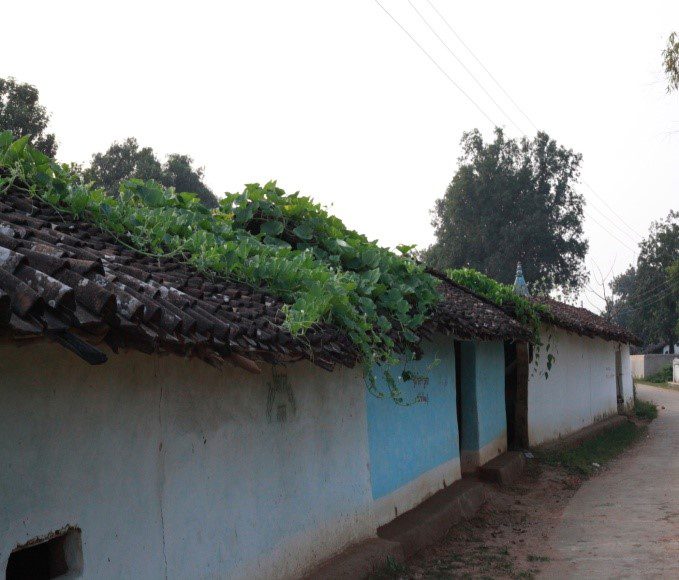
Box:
2 0 678 311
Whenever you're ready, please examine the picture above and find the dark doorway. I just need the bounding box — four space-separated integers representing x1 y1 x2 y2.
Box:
454 339 463 454
504 341 530 449
504 341 518 448
615 347 624 413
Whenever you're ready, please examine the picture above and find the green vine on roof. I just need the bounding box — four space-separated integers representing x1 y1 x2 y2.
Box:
0 132 440 395
446 268 556 377
445 268 547 339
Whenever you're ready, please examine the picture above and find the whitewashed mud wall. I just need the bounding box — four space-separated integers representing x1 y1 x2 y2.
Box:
0 343 375 580
527 325 633 446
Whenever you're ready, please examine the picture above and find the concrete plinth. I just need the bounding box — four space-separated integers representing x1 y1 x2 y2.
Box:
478 450 526 485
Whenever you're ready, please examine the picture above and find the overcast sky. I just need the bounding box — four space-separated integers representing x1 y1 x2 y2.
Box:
2 0 678 311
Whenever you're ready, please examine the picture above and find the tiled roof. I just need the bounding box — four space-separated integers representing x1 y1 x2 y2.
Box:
0 189 360 371
532 296 641 345
428 271 532 342
0 189 531 370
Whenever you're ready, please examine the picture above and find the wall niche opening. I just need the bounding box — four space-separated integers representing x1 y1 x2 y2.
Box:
6 527 82 580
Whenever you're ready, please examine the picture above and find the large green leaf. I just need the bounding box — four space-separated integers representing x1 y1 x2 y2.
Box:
260 220 284 236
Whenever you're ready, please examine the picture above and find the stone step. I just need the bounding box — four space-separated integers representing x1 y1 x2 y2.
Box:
303 538 404 580
478 450 526 486
377 478 486 558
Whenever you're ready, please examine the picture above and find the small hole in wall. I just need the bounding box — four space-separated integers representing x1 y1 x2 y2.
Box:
6 527 83 579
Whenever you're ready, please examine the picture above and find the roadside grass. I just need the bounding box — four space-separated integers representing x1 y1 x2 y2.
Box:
645 365 673 384
634 398 659 420
635 379 678 391
369 555 407 579
537 421 646 476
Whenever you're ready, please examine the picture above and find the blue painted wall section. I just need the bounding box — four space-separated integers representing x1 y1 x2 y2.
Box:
459 341 506 452
366 334 458 500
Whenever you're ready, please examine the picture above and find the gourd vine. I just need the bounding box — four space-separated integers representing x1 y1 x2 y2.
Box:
0 132 441 396
446 268 556 377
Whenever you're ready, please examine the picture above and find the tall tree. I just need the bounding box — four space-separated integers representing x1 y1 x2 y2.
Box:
162 154 216 208
0 77 57 157
425 128 588 294
610 211 679 352
84 138 218 208
663 32 679 92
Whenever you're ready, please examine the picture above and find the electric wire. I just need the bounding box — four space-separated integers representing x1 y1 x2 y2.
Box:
372 0 498 127
587 201 641 245
611 284 678 314
406 0 524 134
422 0 645 245
375 0 652 293
583 182 645 240
424 0 539 131
585 213 637 254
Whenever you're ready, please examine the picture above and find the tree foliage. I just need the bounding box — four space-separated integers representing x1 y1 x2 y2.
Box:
609 211 679 351
0 132 440 395
425 128 588 295
0 77 57 157
83 138 219 208
663 32 679 93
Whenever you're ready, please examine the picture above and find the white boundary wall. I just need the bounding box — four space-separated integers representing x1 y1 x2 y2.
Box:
527 325 633 446
0 342 376 579
630 353 675 379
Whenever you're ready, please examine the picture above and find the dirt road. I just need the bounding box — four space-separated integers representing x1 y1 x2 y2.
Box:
542 384 679 579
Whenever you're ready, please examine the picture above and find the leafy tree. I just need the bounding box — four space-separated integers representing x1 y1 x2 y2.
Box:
162 154 216 208
610 211 679 352
0 77 57 157
663 32 679 93
83 138 162 194
84 138 218 208
425 128 588 295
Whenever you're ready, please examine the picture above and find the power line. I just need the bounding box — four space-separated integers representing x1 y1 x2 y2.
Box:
406 0 525 134
612 283 678 314
582 181 645 240
425 0 538 131
592 285 674 318
587 200 640 245
372 0 498 127
585 213 638 254
374 1 645 263
423 0 645 247
623 279 673 303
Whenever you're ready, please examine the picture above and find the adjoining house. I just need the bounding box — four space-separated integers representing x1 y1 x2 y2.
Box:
0 189 529 579
505 264 641 448
367 273 529 526
631 353 676 379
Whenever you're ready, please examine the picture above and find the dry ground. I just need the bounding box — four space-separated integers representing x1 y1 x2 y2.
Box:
372 411 655 579
400 462 581 579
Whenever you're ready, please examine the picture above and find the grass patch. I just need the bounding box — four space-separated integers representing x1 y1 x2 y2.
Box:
646 365 672 383
635 379 678 391
634 398 658 420
369 555 407 578
538 421 645 476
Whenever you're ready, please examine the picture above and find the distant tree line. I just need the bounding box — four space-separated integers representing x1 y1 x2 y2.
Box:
607 211 679 353
0 76 217 208
83 139 218 208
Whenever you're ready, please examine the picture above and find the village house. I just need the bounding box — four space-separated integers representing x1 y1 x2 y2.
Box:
0 188 527 579
0 190 637 579
507 264 639 447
